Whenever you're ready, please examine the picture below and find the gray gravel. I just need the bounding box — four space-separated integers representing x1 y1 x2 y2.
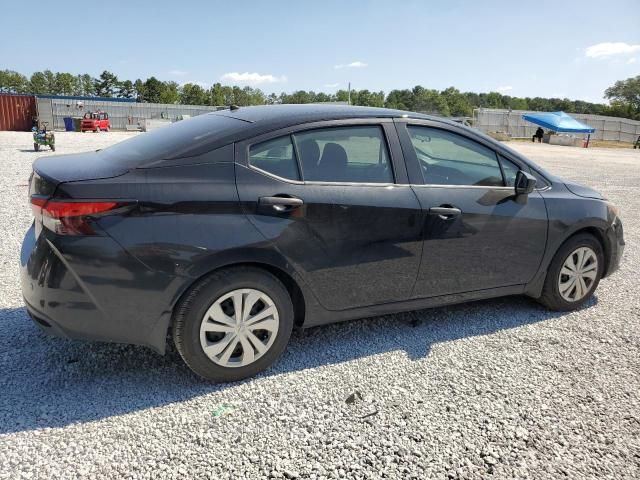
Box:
0 132 639 479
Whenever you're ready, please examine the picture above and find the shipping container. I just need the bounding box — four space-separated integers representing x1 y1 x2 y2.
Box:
0 94 36 131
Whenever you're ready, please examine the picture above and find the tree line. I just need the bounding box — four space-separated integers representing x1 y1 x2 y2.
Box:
1 69 638 120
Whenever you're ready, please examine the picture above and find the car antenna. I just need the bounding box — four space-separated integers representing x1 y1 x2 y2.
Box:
229 104 240 111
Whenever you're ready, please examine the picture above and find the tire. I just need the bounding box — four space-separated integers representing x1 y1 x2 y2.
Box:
34 143 39 152
173 267 294 382
538 233 604 311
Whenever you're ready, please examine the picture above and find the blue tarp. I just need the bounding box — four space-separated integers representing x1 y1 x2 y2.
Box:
522 111 595 133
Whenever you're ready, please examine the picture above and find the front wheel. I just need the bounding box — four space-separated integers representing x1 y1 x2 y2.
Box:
173 267 294 382
538 233 604 311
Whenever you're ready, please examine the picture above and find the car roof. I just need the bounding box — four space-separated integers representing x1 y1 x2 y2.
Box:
210 104 433 125
95 104 466 167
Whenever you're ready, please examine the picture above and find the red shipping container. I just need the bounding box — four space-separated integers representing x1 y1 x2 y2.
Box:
0 94 36 131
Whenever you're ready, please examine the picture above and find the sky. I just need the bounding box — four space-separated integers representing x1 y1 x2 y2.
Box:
1 0 639 103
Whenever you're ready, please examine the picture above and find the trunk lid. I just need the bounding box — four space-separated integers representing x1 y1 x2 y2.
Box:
32 151 129 189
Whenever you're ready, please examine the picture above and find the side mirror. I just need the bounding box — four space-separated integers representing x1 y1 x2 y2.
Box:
515 170 537 195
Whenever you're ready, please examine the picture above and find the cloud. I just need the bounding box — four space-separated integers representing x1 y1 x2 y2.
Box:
334 61 368 69
324 82 340 88
496 85 513 93
627 57 638 64
585 42 640 58
220 72 287 85
168 69 188 76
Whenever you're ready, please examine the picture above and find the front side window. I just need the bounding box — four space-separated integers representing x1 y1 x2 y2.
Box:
293 126 393 183
408 126 503 187
499 155 520 187
249 135 300 181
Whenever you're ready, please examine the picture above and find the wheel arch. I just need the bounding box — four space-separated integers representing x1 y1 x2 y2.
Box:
525 223 610 298
576 226 610 274
170 260 307 330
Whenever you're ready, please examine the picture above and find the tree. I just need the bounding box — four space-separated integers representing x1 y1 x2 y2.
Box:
94 70 119 97
605 75 640 119
133 79 145 101
266 92 281 104
2 67 636 120
209 83 227 106
385 89 414 110
0 70 29 93
118 80 135 98
78 74 96 96
441 87 472 116
159 81 180 104
180 83 208 105
29 72 48 94
352 89 385 107
142 76 164 103
43 70 58 94
55 72 78 96
410 86 449 115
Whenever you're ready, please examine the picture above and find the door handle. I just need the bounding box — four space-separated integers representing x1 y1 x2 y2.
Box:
428 206 461 219
259 195 304 212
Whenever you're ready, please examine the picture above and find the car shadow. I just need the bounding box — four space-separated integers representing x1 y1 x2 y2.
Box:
0 295 594 434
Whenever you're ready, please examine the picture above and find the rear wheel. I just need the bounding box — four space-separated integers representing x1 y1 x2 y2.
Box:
173 267 294 382
538 233 604 311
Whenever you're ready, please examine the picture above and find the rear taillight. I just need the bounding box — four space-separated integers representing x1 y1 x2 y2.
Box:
30 196 129 236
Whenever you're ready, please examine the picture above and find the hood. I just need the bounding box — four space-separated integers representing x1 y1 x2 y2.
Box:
563 180 604 200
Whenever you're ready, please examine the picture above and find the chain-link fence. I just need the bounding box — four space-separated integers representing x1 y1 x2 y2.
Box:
38 98 224 131
473 108 640 143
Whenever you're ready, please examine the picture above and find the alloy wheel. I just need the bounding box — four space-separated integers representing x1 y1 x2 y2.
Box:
557 246 598 302
199 288 279 368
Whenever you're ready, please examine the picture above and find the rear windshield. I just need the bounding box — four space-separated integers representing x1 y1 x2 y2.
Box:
97 113 248 166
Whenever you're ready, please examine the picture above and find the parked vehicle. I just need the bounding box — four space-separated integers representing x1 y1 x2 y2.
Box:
21 105 625 382
80 111 110 132
31 122 55 151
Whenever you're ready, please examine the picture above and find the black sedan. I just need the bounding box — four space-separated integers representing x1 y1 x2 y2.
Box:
21 105 625 381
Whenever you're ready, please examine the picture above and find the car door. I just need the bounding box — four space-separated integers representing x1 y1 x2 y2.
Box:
234 119 423 311
395 120 548 298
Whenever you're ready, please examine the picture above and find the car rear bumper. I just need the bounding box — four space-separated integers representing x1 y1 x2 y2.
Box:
20 224 179 353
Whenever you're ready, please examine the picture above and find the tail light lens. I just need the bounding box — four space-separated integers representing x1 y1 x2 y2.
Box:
30 196 129 236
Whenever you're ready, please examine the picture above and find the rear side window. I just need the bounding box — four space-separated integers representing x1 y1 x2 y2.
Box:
408 126 503 187
97 113 246 166
249 136 300 181
293 126 393 183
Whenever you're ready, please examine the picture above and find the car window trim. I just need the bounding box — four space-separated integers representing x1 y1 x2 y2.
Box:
236 118 405 185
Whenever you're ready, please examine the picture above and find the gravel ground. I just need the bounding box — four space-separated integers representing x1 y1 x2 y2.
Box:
0 131 638 479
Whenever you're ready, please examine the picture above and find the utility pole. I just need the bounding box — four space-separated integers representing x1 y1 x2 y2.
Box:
348 82 351 105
